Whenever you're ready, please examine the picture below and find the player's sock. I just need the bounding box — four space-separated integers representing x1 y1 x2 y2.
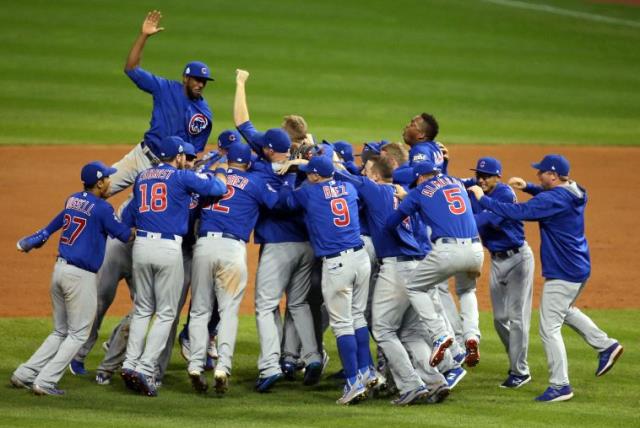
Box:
355 327 374 370
336 335 358 380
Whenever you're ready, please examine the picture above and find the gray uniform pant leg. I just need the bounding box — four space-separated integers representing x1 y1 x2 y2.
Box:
282 310 300 364
97 312 132 374
124 238 184 377
109 144 154 196
428 287 464 358
362 235 380 325
256 242 318 377
75 238 132 363
437 281 463 346
371 258 424 394
490 244 535 376
15 263 97 388
454 272 480 342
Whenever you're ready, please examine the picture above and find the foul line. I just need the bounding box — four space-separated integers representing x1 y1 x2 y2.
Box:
482 0 640 29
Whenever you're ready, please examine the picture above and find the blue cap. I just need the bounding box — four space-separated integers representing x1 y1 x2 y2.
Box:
333 141 354 163
261 128 291 153
471 157 502 176
183 61 214 81
183 142 197 157
413 160 440 179
227 143 252 164
532 154 570 176
300 155 334 177
218 130 242 149
157 136 185 158
81 161 117 187
360 141 383 156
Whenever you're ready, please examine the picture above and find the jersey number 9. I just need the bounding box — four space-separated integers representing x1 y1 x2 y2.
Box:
331 198 351 227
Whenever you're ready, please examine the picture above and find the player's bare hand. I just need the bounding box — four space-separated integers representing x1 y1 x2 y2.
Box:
508 177 526 190
437 142 449 161
277 159 307 175
333 161 346 171
142 10 165 36
468 185 484 200
236 69 250 84
394 184 408 201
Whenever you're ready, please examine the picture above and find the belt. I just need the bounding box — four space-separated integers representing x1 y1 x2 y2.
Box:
198 231 244 242
379 255 425 264
491 247 520 259
323 244 364 260
140 141 160 164
136 230 182 241
434 237 481 244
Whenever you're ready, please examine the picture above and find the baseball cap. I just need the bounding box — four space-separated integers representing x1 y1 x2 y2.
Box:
183 142 197 158
333 141 354 163
227 143 252 164
412 160 441 182
81 161 117 187
156 136 185 158
183 61 214 81
299 155 334 177
261 128 291 153
471 157 502 177
531 154 570 176
218 130 242 149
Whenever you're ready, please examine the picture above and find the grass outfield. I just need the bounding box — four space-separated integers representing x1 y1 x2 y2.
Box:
0 310 636 427
1 0 639 146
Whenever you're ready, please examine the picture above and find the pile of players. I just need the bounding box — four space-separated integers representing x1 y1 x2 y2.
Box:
9 10 623 405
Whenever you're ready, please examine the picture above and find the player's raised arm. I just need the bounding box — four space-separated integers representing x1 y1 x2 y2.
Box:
125 10 165 71
234 69 251 126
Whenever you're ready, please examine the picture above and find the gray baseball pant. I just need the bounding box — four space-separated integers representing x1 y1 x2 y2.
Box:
428 287 465 363
188 236 248 375
14 260 97 389
123 236 184 378
437 281 464 347
490 243 535 376
96 312 132 376
361 235 380 325
540 279 616 387
256 242 320 377
109 143 156 196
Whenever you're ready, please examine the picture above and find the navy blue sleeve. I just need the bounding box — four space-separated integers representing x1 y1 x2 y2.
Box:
124 67 166 94
461 178 476 188
479 191 566 221
44 210 65 235
334 170 366 187
120 199 137 228
524 183 544 195
475 186 515 228
183 171 227 197
237 120 264 155
101 204 132 243
257 180 280 210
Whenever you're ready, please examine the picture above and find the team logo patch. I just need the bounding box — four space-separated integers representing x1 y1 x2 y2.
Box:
479 160 486 168
189 113 209 135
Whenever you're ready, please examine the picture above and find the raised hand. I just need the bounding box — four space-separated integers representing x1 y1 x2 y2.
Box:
507 177 526 190
236 69 250 84
142 10 165 36
467 185 484 200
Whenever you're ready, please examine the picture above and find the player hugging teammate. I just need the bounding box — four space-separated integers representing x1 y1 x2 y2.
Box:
10 9 624 406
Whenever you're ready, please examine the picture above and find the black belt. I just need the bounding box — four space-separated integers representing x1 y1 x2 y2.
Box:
378 255 425 264
434 237 481 244
140 141 160 163
198 231 244 242
323 244 364 260
491 247 520 259
136 230 180 240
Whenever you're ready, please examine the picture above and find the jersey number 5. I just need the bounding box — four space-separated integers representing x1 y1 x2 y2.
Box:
443 188 467 215
331 198 351 227
139 183 168 213
60 214 87 245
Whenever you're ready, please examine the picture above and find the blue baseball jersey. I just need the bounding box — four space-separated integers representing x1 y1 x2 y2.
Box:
390 174 478 241
408 141 447 173
126 67 212 153
479 181 590 283
236 120 266 158
336 171 424 259
468 182 525 252
283 179 363 257
198 168 279 242
124 164 227 236
391 162 415 186
46 192 131 273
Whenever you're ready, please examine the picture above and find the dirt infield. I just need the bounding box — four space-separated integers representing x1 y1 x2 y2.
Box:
1 145 639 317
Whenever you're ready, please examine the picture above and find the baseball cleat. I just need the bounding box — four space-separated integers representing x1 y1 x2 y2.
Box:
189 370 209 393
535 385 573 403
10 374 33 390
303 362 323 386
69 359 87 376
444 367 467 389
281 361 297 381
255 373 283 393
95 372 112 386
178 329 190 361
204 356 215 371
391 385 429 406
464 338 480 367
101 341 110 352
214 370 229 395
136 371 158 397
596 342 623 377
32 384 65 396
429 335 454 367
425 383 450 404
500 373 531 389
453 350 467 365
336 377 367 405
207 335 219 359
121 368 140 392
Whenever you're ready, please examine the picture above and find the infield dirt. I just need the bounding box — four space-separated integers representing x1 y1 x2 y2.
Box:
1 144 638 317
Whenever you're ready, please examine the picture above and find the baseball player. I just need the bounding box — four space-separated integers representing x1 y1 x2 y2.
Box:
119 136 227 397
187 142 280 395
234 70 322 392
280 155 372 405
109 10 214 196
464 157 535 387
388 160 484 368
468 154 623 402
11 162 133 395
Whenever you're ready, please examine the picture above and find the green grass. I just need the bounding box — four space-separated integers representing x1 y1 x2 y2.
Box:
0 0 639 146
0 310 637 428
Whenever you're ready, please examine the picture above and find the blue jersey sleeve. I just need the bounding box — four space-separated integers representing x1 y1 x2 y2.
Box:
44 210 65 235
237 120 264 155
387 190 419 229
100 204 131 243
474 185 514 228
125 67 167 94
182 171 228 197
120 198 137 228
334 170 366 188
524 183 544 196
258 181 280 209
479 191 566 222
